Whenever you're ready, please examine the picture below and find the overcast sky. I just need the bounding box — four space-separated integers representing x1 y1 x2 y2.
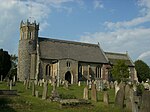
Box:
0 0 150 66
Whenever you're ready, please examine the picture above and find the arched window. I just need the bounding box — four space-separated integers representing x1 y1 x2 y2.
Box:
46 64 51 76
96 66 101 78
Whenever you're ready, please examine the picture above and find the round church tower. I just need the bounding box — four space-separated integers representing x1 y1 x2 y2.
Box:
18 20 39 81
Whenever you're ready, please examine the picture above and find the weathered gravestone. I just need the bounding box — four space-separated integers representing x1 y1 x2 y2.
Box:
103 91 109 105
9 80 12 90
96 80 100 91
35 91 39 98
115 84 125 109
83 86 89 100
78 81 81 86
32 80 35 96
139 91 150 112
64 80 69 89
42 80 48 100
91 82 97 102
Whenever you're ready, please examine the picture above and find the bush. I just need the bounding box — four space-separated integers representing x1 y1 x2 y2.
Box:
136 84 144 96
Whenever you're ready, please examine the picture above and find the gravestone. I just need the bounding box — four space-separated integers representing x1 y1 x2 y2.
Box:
91 82 97 102
64 80 69 89
35 91 39 98
42 80 48 100
78 81 81 86
125 84 131 100
96 80 100 91
9 80 12 90
83 86 89 100
103 91 109 105
89 80 92 89
32 80 35 96
115 84 120 97
115 84 125 109
139 91 150 112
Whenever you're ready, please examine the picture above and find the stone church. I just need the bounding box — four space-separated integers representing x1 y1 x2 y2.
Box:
17 20 138 84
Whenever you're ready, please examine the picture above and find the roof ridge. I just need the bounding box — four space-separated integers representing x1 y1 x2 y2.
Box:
105 51 127 55
38 37 98 47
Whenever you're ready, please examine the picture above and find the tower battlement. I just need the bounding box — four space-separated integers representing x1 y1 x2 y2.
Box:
20 20 39 30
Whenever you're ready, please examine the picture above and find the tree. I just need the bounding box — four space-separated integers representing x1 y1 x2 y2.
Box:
7 54 18 80
134 60 150 82
111 60 129 83
0 49 11 79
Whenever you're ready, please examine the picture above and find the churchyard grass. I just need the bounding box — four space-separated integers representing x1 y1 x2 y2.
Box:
0 81 121 112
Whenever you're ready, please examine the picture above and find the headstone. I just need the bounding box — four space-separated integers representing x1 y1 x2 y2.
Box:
106 81 110 89
110 81 114 89
9 80 12 90
42 80 48 100
86 80 89 86
115 84 120 96
78 81 81 86
24 80 26 86
32 80 35 96
96 80 100 91
35 91 39 98
139 91 150 112
25 79 29 89
83 86 89 100
103 91 109 105
125 84 131 100
91 82 97 102
13 76 16 86
64 80 68 89
99 80 104 91
39 79 43 87
115 85 125 109
89 80 92 89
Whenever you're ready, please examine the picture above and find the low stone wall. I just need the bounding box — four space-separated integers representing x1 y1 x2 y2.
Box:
0 90 17 95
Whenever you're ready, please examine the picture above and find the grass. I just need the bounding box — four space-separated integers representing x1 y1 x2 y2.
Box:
0 81 122 112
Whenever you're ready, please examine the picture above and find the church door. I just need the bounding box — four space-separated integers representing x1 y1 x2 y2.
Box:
65 71 71 84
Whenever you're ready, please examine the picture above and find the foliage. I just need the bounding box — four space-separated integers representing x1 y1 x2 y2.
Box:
136 83 144 96
134 60 150 82
0 49 11 79
111 60 129 83
7 54 18 79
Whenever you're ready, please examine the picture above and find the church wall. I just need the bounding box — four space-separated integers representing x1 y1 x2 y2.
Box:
59 59 78 84
79 63 103 80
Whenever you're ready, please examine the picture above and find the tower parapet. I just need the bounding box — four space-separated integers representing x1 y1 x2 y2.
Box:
18 20 39 81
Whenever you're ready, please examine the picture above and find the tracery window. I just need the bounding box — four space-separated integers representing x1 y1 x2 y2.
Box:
96 66 101 78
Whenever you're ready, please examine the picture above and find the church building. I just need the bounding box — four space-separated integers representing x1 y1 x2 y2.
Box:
17 20 109 84
17 20 138 84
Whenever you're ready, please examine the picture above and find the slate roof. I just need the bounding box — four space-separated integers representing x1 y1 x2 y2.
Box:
105 52 134 67
38 37 108 63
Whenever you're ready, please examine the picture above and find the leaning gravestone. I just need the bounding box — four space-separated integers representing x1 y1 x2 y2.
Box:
83 86 89 100
42 80 48 100
91 82 97 102
115 84 125 109
139 90 150 112
103 91 109 105
9 80 12 90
